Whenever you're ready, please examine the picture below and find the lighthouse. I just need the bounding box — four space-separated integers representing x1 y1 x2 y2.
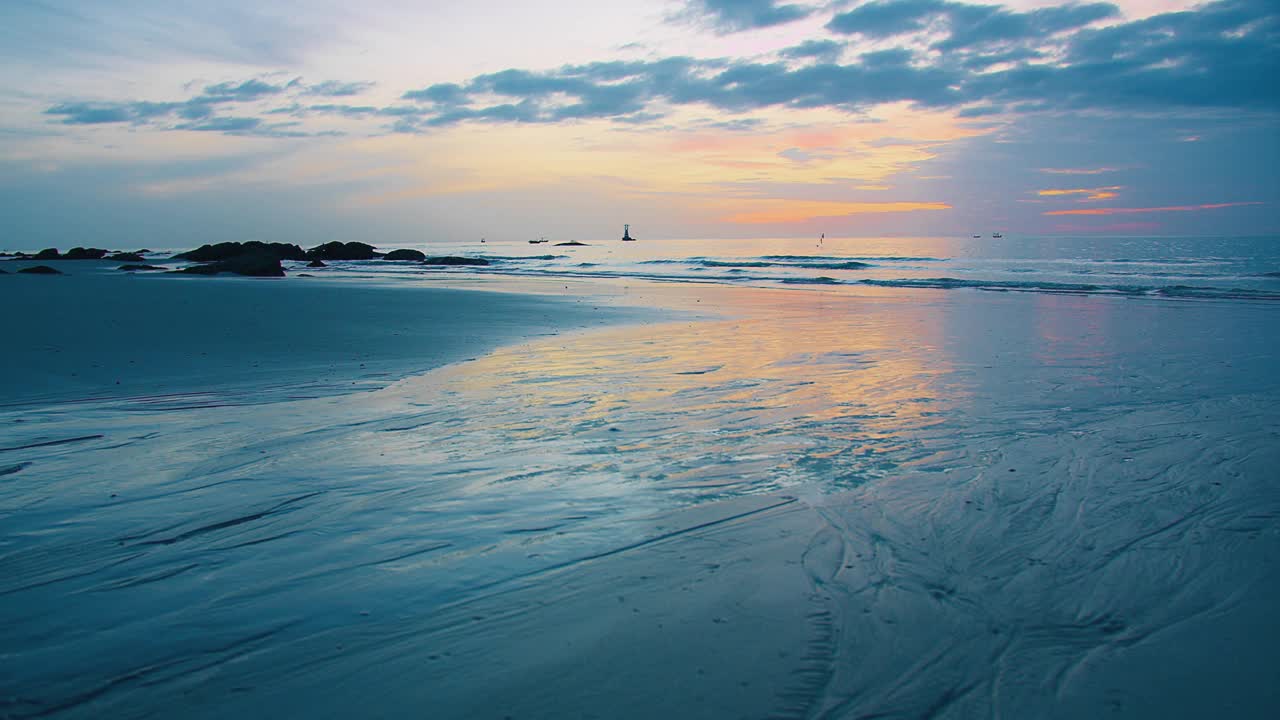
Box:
622 224 636 241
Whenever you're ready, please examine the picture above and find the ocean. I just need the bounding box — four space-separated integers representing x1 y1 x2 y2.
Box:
296 234 1280 300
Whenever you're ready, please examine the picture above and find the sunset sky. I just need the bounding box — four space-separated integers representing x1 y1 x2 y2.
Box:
1 0 1275 247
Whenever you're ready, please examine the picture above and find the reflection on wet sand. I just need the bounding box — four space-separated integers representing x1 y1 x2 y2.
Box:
2 281 1278 719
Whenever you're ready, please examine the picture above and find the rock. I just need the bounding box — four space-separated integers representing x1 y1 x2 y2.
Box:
109 252 146 262
63 247 109 260
422 256 491 266
18 265 62 274
175 241 307 262
384 249 427 261
297 273 315 277
119 264 166 271
306 241 380 260
173 254 285 277
33 248 60 260
554 241 588 246
307 259 327 268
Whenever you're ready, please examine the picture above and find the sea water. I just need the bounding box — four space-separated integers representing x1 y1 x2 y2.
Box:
301 234 1280 299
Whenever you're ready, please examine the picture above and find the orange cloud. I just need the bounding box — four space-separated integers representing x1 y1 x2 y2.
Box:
721 200 951 224
1037 186 1122 201
1045 202 1262 216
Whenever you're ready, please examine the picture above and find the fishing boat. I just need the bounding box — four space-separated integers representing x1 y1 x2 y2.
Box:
992 232 1004 238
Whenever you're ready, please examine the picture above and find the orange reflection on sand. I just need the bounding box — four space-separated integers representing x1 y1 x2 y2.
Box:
1029 293 1114 387
435 285 961 494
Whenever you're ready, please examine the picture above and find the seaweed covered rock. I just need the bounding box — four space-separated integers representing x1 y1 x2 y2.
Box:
33 248 60 260
307 259 327 268
173 254 284 277
384 249 427 261
109 252 146 262
175 241 306 262
422 256 490 266
306 241 380 260
119 264 166 272
18 265 62 274
63 247 109 260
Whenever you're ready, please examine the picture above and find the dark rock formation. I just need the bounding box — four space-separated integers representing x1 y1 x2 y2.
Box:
384 249 427 261
64 247 109 260
175 241 307 262
109 252 146 262
18 265 62 274
554 241 588 246
119 264 166 271
306 241 380 260
34 248 60 260
173 254 285 277
422 256 491 266
307 259 327 268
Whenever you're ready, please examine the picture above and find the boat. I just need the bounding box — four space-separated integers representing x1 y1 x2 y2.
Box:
621 224 636 241
972 234 981 238
528 237 548 244
992 232 1003 238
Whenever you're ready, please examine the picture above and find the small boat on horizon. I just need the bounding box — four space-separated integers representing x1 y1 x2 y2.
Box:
992 232 1004 238
528 237 548 244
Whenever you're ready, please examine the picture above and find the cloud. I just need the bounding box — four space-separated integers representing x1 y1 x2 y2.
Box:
957 104 1004 118
826 0 1119 50
41 75 375 136
199 79 287 103
300 80 376 97
825 0 947 38
1039 166 1121 175
45 102 174 125
1044 201 1263 215
387 0 1278 127
396 55 961 128
40 0 1280 138
780 39 845 63
402 83 469 105
1037 186 1122 200
678 0 816 33
176 116 264 133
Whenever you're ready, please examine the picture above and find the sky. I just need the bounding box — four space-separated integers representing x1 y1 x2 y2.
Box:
0 0 1276 248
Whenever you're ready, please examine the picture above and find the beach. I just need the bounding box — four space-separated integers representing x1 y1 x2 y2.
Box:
2 246 1279 719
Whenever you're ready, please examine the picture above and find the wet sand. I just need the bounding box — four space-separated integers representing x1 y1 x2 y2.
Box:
2 270 1278 718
